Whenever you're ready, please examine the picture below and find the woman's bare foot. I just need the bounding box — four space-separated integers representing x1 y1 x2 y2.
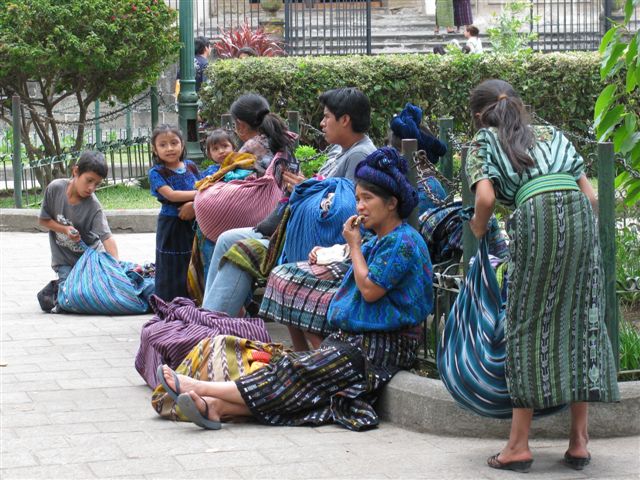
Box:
567 433 590 459
187 391 221 422
162 365 206 396
494 445 533 464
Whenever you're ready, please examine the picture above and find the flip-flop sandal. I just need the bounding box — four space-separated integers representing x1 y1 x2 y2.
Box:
487 453 533 473
156 365 180 401
564 452 591 470
176 393 222 430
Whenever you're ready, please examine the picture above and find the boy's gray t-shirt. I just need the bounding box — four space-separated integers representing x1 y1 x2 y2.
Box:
317 135 376 181
39 178 112 269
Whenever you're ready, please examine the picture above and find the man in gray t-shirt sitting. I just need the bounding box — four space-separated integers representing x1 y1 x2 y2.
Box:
282 87 375 187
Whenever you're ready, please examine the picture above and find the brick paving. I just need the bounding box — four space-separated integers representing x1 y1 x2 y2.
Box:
1 231 638 479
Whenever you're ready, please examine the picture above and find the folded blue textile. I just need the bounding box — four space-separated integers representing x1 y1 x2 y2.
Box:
57 247 154 315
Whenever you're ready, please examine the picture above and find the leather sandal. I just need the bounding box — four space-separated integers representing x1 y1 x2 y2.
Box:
487 453 533 473
564 452 591 470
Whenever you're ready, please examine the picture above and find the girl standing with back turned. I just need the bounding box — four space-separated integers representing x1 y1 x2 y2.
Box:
466 79 619 473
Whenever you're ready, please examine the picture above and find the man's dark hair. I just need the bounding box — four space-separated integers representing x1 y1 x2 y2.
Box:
76 151 108 178
466 25 480 36
319 87 371 133
195 36 210 55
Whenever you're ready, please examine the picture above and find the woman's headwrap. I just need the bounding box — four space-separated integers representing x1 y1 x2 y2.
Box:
354 147 419 219
390 103 447 164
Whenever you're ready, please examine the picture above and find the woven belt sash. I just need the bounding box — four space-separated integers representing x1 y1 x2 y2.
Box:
515 173 579 207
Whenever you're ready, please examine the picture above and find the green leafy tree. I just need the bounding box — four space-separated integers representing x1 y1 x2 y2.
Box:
0 0 179 181
487 1 539 54
594 0 640 205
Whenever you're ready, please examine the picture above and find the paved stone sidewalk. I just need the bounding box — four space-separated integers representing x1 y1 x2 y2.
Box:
1 232 639 479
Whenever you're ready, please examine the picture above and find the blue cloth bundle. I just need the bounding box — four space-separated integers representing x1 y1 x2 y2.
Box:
281 177 356 264
390 103 447 164
437 220 565 418
57 247 154 315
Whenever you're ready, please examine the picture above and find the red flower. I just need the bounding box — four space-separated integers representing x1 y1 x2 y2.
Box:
131 4 137 11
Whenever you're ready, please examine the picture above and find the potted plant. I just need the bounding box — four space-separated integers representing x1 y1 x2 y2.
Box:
260 0 282 17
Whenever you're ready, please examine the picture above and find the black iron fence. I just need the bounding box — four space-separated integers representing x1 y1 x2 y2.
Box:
165 0 638 56
165 0 372 55
530 0 639 52
284 0 372 55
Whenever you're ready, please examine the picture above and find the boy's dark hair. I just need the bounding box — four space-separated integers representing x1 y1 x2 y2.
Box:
76 151 108 178
466 25 479 36
238 46 258 57
433 45 446 55
319 88 371 134
206 129 236 154
195 36 210 55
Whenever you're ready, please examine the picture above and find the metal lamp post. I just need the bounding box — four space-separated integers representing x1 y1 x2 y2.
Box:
178 0 204 161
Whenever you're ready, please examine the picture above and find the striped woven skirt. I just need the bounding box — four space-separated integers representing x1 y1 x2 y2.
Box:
453 0 473 26
155 215 195 302
152 335 284 420
259 261 349 336
235 330 419 431
505 191 619 408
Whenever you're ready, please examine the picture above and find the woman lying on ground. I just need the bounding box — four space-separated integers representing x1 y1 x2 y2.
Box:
158 147 434 431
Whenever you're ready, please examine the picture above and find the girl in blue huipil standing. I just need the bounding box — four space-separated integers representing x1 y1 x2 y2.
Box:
148 124 203 301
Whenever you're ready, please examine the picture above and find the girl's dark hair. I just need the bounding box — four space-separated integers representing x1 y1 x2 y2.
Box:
355 179 398 211
470 79 534 172
205 129 236 154
151 124 186 166
150 124 195 179
76 151 108 178
230 93 293 154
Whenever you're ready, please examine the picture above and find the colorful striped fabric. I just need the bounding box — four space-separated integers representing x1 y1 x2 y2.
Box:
437 236 512 418
235 330 419 431
57 247 154 315
259 261 347 336
437 235 566 418
152 335 284 421
134 295 272 388
514 173 579 207
194 152 286 242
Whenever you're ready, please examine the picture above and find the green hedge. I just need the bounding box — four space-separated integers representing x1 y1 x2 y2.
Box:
200 52 630 147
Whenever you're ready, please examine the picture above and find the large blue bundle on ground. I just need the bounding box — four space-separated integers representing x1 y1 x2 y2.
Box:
57 247 154 315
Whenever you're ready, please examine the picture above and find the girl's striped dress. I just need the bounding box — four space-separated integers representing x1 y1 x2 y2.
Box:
465 126 619 408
